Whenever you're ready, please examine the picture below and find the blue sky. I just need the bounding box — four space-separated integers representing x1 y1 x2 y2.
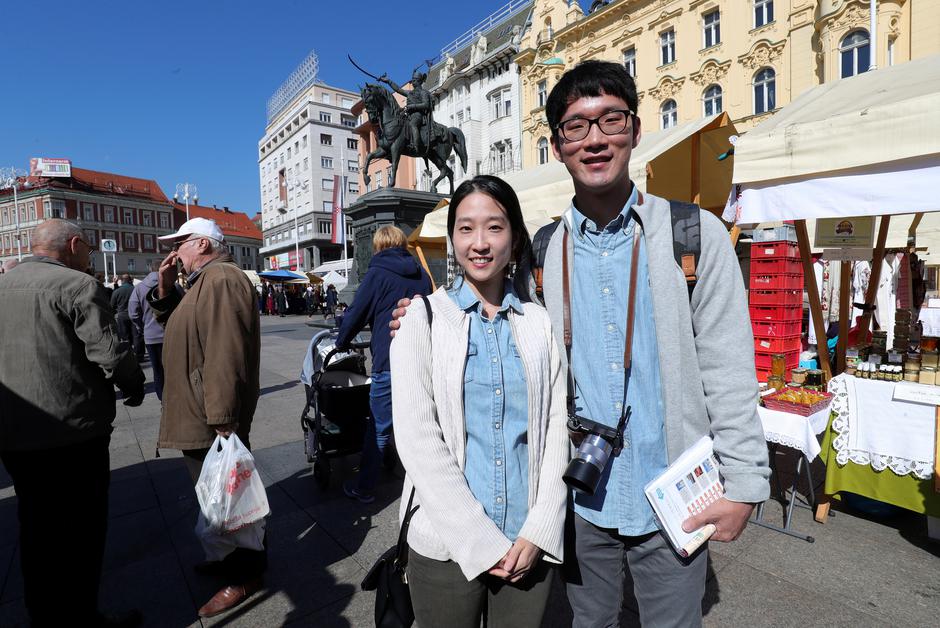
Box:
1 0 521 216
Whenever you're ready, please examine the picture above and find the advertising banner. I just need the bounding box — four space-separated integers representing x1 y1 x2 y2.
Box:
331 174 345 245
29 157 72 178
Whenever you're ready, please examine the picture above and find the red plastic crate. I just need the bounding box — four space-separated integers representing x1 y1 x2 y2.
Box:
749 274 803 290
749 304 802 322
751 241 799 259
754 334 801 353
752 320 802 336
754 349 800 371
751 257 803 275
749 290 803 307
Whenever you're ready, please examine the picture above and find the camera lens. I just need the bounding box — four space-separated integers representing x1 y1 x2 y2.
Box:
563 434 613 495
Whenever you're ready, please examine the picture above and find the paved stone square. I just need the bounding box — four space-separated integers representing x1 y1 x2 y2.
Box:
2 315 938 627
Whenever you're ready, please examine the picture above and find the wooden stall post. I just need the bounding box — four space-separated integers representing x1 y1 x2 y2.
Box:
857 216 892 341
796 220 831 380
414 245 437 292
836 261 852 374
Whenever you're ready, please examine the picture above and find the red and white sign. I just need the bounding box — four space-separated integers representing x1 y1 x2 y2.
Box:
29 157 72 178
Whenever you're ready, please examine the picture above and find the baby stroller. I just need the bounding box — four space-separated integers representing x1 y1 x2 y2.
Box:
300 330 372 489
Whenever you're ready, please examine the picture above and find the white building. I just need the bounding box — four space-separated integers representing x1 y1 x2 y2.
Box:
258 52 360 271
420 0 533 192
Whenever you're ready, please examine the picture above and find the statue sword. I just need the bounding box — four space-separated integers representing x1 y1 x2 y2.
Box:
347 54 381 82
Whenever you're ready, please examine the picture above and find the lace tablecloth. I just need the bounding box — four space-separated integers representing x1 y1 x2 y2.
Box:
757 405 831 460
828 374 936 479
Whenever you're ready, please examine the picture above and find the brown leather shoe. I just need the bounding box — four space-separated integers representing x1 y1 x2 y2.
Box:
197 578 262 618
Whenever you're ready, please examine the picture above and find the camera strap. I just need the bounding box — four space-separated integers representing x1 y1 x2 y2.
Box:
562 216 642 426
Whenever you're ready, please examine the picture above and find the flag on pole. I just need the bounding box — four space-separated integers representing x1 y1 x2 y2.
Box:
331 174 345 245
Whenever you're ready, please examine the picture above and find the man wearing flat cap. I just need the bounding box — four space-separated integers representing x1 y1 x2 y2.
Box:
147 217 265 618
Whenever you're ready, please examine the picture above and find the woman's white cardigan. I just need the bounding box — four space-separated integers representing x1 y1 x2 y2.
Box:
390 287 569 580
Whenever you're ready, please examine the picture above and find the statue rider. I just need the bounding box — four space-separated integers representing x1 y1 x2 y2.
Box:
379 68 434 156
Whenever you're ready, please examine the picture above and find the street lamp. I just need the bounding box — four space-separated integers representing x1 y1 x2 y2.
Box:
173 182 198 221
0 167 27 261
283 177 308 272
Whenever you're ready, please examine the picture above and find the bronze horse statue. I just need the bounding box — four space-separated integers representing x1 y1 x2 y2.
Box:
360 83 468 194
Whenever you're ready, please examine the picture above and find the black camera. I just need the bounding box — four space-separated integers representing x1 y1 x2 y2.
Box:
562 411 628 496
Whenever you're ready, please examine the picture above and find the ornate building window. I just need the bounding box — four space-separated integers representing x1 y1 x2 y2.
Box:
840 30 871 78
660 100 677 129
754 0 774 28
623 47 636 78
537 137 549 165
537 80 547 108
753 67 776 114
660 30 676 65
703 10 720 49
703 85 723 116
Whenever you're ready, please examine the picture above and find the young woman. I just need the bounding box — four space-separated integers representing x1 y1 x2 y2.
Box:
390 175 568 627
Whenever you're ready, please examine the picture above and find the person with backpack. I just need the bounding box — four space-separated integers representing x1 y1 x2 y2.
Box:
334 226 432 503
390 177 569 626
392 61 769 627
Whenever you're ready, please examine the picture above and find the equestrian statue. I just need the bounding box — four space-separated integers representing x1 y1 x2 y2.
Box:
350 56 468 194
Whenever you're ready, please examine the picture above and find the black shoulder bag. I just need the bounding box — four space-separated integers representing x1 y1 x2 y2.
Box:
360 296 432 628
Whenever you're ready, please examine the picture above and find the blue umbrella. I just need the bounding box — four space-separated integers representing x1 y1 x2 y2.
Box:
258 269 306 281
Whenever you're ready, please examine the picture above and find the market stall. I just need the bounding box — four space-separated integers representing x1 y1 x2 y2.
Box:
726 54 940 523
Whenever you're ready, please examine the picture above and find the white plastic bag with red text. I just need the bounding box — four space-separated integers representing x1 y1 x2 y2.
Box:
195 512 266 561
195 434 270 532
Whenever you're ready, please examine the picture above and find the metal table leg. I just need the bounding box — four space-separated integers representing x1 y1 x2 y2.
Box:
751 447 816 543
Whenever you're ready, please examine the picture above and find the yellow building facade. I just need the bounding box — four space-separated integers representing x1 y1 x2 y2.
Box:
516 0 940 168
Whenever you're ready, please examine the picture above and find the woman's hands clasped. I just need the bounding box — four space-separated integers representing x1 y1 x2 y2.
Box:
488 537 542 583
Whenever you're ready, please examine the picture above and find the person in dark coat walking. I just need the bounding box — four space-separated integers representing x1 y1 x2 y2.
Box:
275 285 289 316
110 273 135 349
324 284 338 320
335 226 433 502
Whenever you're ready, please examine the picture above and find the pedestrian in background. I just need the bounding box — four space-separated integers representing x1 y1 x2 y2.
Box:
276 285 289 317
265 286 274 315
0 219 145 627
335 225 432 503
110 273 134 348
129 261 166 401
146 217 264 618
325 283 338 320
390 177 569 626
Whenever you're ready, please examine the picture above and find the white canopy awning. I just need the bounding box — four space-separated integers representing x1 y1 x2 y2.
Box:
728 54 940 224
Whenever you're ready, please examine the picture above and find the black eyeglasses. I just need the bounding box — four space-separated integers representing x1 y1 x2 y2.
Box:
172 237 201 251
555 109 634 142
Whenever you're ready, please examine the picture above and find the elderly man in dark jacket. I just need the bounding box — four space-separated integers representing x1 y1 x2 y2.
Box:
147 217 264 618
335 225 432 502
0 219 145 627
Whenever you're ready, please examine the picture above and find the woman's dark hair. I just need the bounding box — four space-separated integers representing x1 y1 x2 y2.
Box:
447 175 532 271
546 60 639 143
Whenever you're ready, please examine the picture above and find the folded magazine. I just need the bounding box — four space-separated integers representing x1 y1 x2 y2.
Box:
644 436 723 557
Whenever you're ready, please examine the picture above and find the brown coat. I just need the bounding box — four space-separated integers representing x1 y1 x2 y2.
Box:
149 256 261 450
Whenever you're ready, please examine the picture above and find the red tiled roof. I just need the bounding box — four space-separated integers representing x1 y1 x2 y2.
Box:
25 166 171 203
179 203 262 241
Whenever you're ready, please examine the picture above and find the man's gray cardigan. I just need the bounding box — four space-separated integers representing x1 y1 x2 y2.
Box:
532 192 770 504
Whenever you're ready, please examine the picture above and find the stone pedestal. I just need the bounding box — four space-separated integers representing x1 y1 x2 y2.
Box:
340 187 446 302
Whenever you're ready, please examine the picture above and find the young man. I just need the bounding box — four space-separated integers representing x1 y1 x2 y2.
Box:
541 59 768 627
393 60 769 626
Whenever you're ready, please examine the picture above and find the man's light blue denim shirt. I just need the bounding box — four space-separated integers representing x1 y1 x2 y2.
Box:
568 186 669 536
449 276 529 541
